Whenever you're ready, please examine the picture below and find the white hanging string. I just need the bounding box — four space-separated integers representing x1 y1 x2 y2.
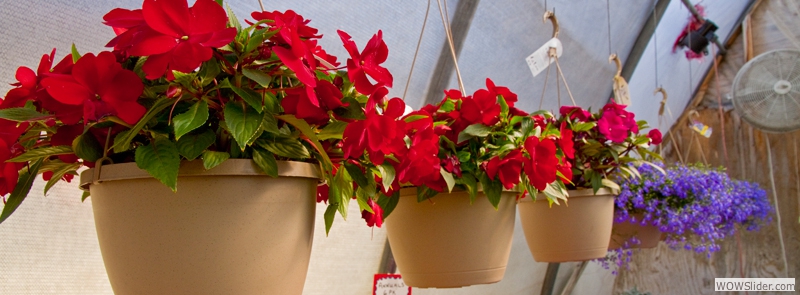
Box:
402 0 433 101
435 0 466 94
765 137 790 278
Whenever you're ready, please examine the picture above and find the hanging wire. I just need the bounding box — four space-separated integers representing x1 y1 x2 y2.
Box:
765 138 791 278
257 0 264 11
652 0 659 89
435 0 466 94
606 0 612 56
402 0 432 101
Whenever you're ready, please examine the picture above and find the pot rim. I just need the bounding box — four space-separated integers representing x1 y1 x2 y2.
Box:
397 186 522 197
79 159 321 191
518 187 617 202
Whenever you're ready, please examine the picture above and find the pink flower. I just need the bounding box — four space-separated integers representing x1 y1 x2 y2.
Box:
361 198 384 228
598 102 638 143
559 105 591 122
648 129 663 145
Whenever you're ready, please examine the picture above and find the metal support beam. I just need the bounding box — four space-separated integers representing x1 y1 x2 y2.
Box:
540 263 560 295
620 0 672 81
423 0 481 106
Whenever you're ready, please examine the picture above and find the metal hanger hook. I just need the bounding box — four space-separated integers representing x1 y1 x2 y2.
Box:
608 53 622 77
543 10 559 38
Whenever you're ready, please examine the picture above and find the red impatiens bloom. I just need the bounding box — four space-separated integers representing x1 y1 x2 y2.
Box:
41 52 145 125
559 122 575 159
316 183 329 204
397 124 443 191
281 80 345 125
557 160 573 184
0 138 21 197
254 10 320 89
341 98 407 165
461 83 502 126
597 102 638 143
648 129 663 145
485 149 525 190
524 136 558 191
104 0 236 79
559 105 592 122
338 30 393 95
361 198 384 228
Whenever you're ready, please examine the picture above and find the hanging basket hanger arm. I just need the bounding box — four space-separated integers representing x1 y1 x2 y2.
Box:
543 11 559 39
608 54 622 77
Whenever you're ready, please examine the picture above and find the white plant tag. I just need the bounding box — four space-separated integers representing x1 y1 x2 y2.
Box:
526 37 563 77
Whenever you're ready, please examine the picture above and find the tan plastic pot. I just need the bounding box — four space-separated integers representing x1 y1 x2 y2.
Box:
608 213 662 249
79 159 320 295
518 188 615 262
385 188 517 288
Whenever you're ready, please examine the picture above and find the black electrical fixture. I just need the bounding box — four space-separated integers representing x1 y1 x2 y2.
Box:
677 20 719 55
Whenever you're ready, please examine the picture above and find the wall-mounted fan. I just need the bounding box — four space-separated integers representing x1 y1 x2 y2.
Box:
732 49 800 133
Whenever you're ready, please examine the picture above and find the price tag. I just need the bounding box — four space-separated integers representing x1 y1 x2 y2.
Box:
525 37 563 77
690 120 712 137
374 274 411 295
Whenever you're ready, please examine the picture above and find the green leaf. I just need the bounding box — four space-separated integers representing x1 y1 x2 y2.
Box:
252 148 278 177
440 167 455 193
242 68 272 87
43 162 80 195
323 204 337 235
403 114 429 123
519 116 534 138
202 151 230 170
600 179 620 193
232 85 263 112
260 110 280 135
416 185 438 202
572 122 596 132
81 191 91 202
317 121 348 140
479 172 502 209
244 29 268 55
224 102 262 150
0 159 42 224
461 173 479 204
377 191 400 219
378 164 396 193
173 100 209 140
73 133 103 163
256 138 310 159
172 71 197 89
225 3 241 31
112 97 173 153
176 129 216 160
70 44 80 63
344 162 368 188
135 136 180 191
200 59 221 86
0 107 52 122
356 188 373 213
590 173 603 194
439 99 456 112
457 124 492 143
277 114 332 172
333 168 353 218
7 145 73 162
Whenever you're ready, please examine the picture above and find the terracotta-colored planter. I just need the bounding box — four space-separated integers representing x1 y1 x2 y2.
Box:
385 188 517 288
79 159 320 295
608 213 662 249
518 188 615 262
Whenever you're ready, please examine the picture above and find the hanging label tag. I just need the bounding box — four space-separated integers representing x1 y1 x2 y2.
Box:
374 274 411 295
690 120 712 137
526 37 563 77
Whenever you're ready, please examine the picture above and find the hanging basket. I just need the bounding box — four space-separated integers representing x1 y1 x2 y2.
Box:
608 213 662 249
518 188 615 262
79 159 320 295
385 188 517 288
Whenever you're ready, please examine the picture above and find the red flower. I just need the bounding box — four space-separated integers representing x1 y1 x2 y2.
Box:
398 125 442 190
461 84 501 126
341 98 407 165
338 30 393 95
281 80 345 125
441 154 462 178
485 149 524 189
598 102 638 143
316 183 329 204
559 105 591 122
253 10 322 90
648 129 663 145
0 139 21 197
559 122 574 159
557 160 573 184
41 52 145 125
524 137 558 191
104 0 236 79
361 198 384 228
